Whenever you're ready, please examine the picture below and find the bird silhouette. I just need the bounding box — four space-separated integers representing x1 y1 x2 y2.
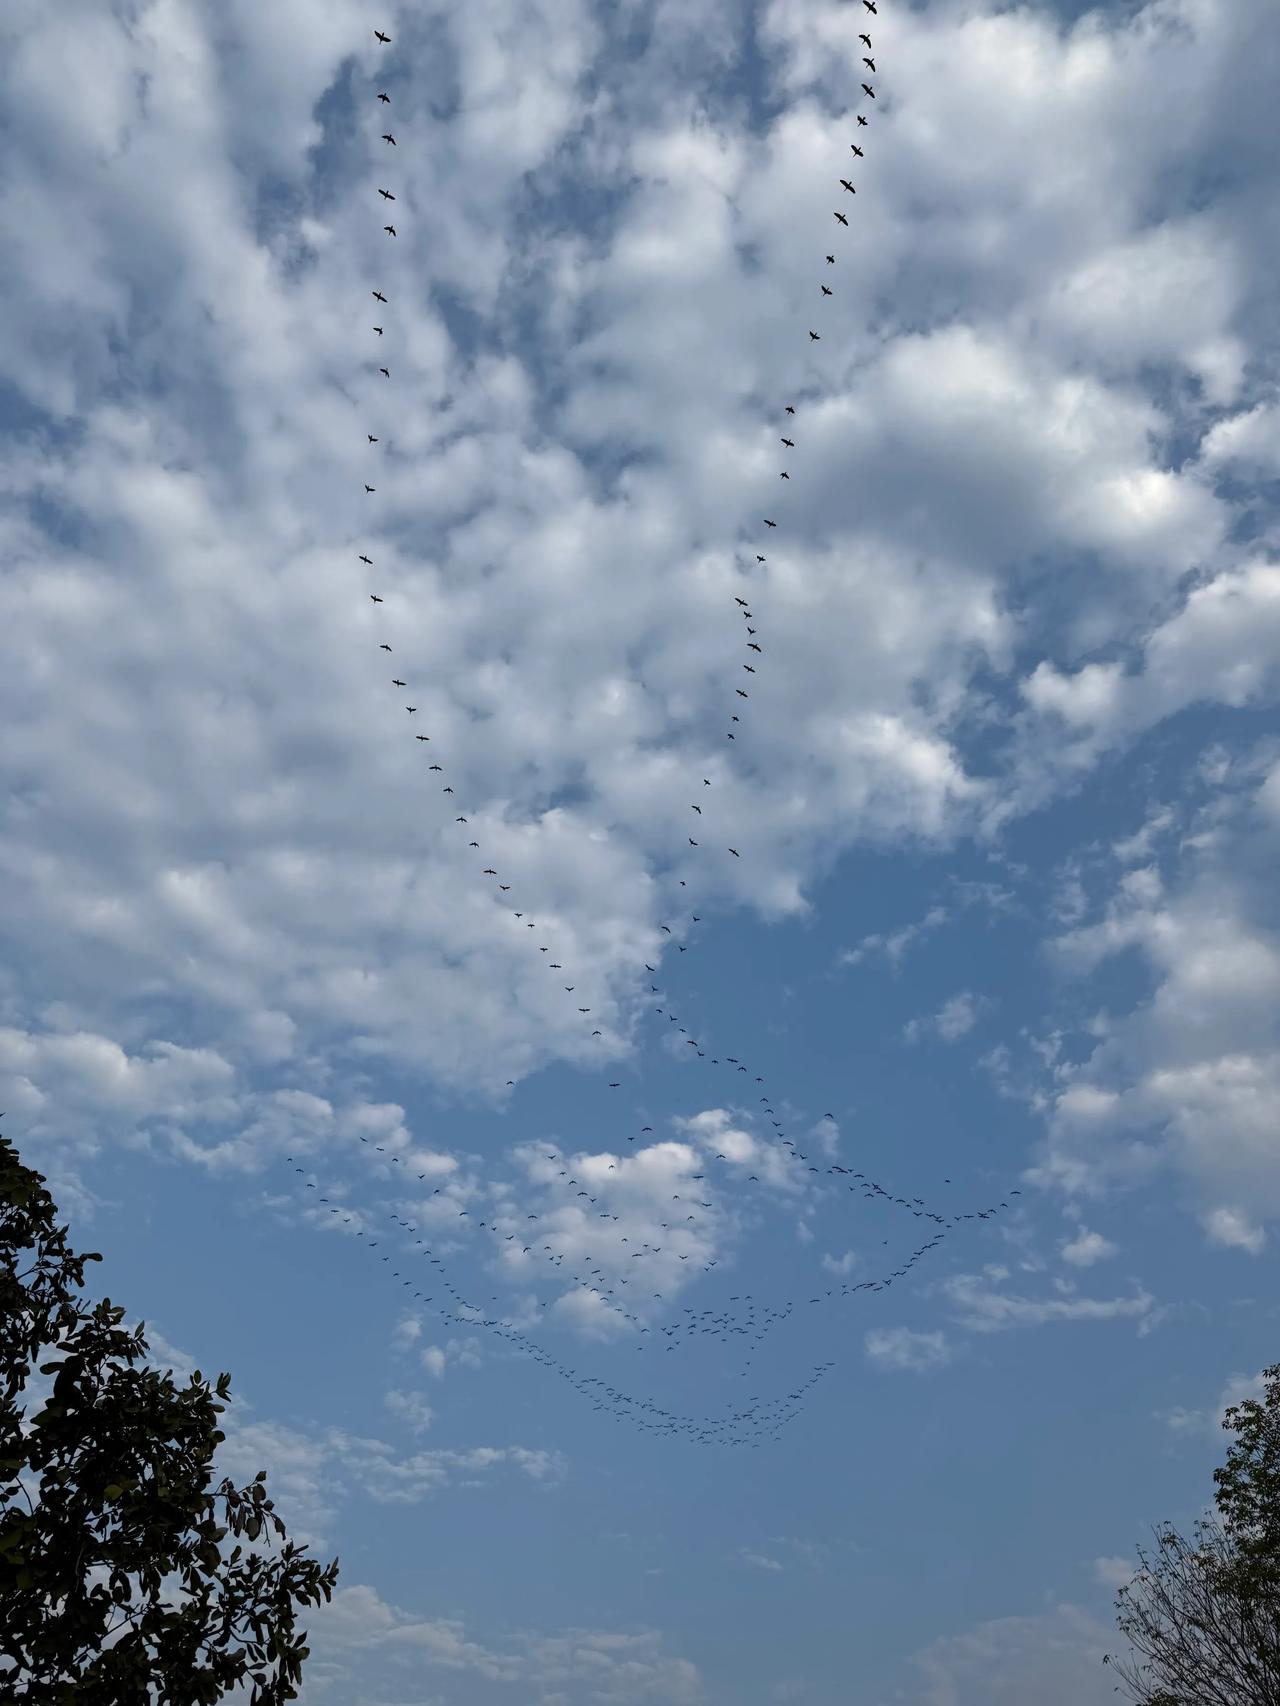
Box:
821 285 832 296
764 518 777 528
851 143 864 157
384 224 396 236
378 92 391 103
359 554 372 565
382 133 397 145
372 290 387 303
840 178 856 194
375 29 391 43
834 211 849 226
863 57 875 71
861 83 875 98
378 188 395 201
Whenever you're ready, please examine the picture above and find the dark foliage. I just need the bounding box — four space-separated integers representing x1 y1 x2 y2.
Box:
0 1133 339 1702
1104 1364 1280 1705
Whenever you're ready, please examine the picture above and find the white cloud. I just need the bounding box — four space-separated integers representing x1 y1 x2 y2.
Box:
943 1273 1154 1335
306 1581 705 1704
1203 1205 1266 1255
901 1601 1115 1706
821 1249 858 1278
1061 1228 1118 1268
1092 1556 1134 1591
904 991 987 1044
864 1327 951 1373
383 1390 435 1436
841 904 950 970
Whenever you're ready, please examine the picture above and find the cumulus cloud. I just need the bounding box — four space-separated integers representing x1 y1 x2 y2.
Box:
903 990 985 1044
901 1601 1114 1706
1093 1556 1135 1592
864 1326 951 1373
1032 781 1280 1234
943 1273 1154 1336
1061 1227 1118 1268
307 1583 704 1704
1203 1205 1266 1255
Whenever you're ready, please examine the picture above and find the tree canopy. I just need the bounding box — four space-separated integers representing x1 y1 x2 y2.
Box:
1105 1363 1280 1706
0 1132 339 1703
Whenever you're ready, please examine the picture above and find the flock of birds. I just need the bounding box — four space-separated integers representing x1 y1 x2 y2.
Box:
271 6 1022 1446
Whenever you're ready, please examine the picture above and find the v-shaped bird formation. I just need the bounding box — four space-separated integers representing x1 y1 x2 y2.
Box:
296 10 1021 1443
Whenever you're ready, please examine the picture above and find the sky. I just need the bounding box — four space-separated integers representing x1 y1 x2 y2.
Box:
2 0 1279 1700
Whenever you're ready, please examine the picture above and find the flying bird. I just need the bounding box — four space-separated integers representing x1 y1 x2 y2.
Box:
860 32 872 46
364 484 375 493
785 404 796 414
862 83 875 98
821 284 832 296
780 470 790 478
834 211 849 226
382 133 396 145
378 189 395 201
736 596 749 605
809 330 820 340
729 847 740 857
359 554 372 565
840 178 856 194
370 594 383 603
764 518 777 527
380 643 392 652
379 367 390 377
373 326 383 335
405 705 417 713
378 92 390 103
368 433 378 442
851 143 864 157
857 114 868 127
863 57 875 70
372 290 387 302
375 29 391 43
384 224 396 236
864 0 876 11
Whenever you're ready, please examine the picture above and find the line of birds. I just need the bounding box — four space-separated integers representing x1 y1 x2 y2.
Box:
297 13 1028 1442
280 1127 1007 1444
354 23 898 1185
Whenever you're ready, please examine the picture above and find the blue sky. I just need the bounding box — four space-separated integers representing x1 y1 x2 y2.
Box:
2 0 1279 1700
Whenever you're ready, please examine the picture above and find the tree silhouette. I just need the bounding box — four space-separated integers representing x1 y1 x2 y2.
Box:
0 1132 339 1701
1104 1364 1280 1705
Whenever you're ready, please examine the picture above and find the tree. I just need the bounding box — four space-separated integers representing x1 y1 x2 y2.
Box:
1103 1365 1280 1705
0 1132 340 1702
